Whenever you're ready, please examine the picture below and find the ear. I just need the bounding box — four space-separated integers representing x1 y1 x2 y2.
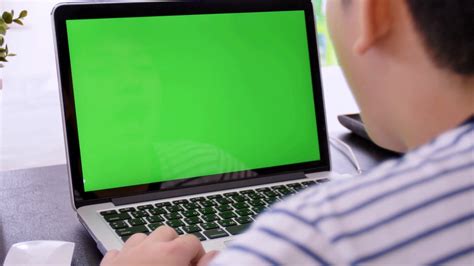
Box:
353 0 393 55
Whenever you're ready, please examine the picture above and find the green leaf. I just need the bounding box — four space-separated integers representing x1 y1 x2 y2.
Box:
2 12 12 24
13 19 23 26
0 36 3 46
0 48 6 53
8 53 16 56
0 57 8 62
0 26 5 35
19 10 28 19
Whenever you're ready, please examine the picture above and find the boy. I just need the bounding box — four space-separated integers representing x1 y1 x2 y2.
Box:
102 0 474 264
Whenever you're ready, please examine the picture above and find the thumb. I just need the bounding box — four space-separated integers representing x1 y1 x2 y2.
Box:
197 250 220 266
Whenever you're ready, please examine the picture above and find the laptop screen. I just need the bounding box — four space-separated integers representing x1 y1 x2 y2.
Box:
66 10 320 192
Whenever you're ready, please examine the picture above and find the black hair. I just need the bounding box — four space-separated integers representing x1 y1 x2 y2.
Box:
405 0 474 76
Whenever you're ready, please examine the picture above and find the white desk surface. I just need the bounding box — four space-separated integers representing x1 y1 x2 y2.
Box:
0 0 359 171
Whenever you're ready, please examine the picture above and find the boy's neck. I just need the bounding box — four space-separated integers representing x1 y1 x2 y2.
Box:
400 73 474 151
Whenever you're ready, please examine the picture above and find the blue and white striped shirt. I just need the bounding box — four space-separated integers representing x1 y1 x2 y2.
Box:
211 117 474 265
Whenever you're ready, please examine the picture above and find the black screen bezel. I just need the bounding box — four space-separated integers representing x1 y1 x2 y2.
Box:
52 0 330 208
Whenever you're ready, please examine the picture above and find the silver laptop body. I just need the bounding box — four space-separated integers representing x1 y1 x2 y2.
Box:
52 0 334 253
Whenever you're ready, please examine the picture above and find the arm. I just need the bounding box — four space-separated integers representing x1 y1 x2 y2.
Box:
101 226 218 266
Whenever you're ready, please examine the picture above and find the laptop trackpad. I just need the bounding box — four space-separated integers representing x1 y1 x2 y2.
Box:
224 240 234 247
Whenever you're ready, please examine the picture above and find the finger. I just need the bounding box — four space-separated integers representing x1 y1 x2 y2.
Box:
147 225 179 242
122 233 147 251
197 250 220 266
100 249 119 265
172 234 206 264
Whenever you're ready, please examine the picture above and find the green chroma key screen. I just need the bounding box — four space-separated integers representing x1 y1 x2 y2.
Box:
66 10 320 192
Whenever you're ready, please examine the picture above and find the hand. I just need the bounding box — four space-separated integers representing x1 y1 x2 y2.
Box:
101 226 219 266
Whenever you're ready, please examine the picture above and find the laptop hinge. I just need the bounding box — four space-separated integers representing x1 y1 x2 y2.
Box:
112 171 306 206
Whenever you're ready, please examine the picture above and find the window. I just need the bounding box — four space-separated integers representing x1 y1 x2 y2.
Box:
315 0 337 66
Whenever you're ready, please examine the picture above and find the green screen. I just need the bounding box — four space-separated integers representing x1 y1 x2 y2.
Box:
66 10 320 192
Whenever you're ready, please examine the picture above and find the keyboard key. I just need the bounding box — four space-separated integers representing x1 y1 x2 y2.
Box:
182 210 199 218
148 222 164 231
109 221 128 229
129 218 146 226
271 185 286 190
166 220 185 228
190 232 206 241
302 181 316 187
190 197 205 202
149 208 167 215
100 210 118 216
137 204 154 210
131 210 149 218
182 225 201 233
166 205 184 213
231 195 247 203
183 203 201 210
219 211 237 219
184 217 202 225
256 188 271 193
223 192 238 197
207 194 223 200
235 216 253 225
216 204 233 212
318 178 330 183
235 209 254 217
199 207 216 215
201 222 219 230
200 200 218 207
264 197 279 205
116 225 148 237
121 235 131 242
247 193 265 200
173 199 189 205
276 188 293 196
252 206 266 214
202 214 220 222
233 202 249 210
263 191 278 197
155 202 172 208
218 219 237 227
104 213 131 222
119 207 136 213
216 198 232 205
287 183 304 190
248 200 265 207
203 228 229 239
240 189 255 195
226 224 250 235
164 212 182 220
175 228 184 235
146 215 164 223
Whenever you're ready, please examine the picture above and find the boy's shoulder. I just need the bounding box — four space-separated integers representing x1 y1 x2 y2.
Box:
216 120 473 265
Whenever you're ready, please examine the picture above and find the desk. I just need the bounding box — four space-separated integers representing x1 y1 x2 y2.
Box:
0 133 399 265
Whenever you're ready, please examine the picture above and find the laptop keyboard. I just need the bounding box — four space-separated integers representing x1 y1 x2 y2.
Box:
99 179 328 242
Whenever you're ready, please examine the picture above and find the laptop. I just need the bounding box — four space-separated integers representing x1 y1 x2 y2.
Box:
52 0 333 253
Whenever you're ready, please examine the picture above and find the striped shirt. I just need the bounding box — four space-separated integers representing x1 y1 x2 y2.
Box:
211 117 474 265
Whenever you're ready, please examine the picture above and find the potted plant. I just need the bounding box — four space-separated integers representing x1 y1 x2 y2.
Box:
0 9 27 90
